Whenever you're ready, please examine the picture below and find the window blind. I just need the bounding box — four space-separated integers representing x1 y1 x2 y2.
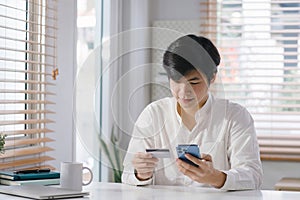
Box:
0 0 57 170
200 0 300 161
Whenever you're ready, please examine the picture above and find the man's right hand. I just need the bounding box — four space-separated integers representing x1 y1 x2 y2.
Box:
132 152 159 181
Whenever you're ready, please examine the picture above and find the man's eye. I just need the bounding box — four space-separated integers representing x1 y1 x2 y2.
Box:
190 82 200 85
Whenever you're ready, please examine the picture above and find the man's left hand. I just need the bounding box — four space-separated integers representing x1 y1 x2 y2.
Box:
176 153 226 188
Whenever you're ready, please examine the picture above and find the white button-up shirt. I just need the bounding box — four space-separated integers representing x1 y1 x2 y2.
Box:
122 94 263 190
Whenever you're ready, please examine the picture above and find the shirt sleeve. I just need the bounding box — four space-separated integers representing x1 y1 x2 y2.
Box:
121 106 155 186
220 106 263 190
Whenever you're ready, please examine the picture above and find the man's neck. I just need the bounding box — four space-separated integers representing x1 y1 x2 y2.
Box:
176 95 209 131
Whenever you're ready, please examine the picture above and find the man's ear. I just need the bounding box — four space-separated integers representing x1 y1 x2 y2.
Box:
210 73 217 84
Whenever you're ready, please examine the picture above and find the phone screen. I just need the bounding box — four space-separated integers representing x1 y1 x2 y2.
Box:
176 144 200 167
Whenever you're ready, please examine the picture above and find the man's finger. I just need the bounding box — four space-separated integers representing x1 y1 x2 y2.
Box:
136 167 156 173
134 153 159 162
134 161 157 168
201 153 212 162
134 157 158 163
176 158 204 173
176 159 200 177
135 152 154 159
185 154 203 166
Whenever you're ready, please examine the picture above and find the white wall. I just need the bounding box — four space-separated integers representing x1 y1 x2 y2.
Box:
150 0 201 21
47 0 76 169
262 161 300 190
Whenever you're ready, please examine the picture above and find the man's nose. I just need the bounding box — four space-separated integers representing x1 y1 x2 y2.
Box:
178 83 192 97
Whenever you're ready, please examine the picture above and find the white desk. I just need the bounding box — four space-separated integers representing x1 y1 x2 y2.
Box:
0 182 300 200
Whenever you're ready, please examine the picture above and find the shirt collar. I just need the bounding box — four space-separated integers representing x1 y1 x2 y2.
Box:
195 93 213 123
174 98 182 123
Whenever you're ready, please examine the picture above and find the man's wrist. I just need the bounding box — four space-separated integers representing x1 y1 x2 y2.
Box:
134 169 152 181
211 170 227 188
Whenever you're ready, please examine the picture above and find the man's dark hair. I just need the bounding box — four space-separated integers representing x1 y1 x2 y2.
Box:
163 34 220 83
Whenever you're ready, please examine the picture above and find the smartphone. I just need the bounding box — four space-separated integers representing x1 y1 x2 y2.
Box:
176 144 200 167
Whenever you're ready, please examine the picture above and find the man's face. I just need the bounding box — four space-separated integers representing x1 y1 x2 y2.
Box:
170 70 210 111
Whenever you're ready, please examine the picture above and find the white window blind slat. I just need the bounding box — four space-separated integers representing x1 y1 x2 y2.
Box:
0 100 54 104
5 137 54 147
0 156 55 170
0 119 54 126
0 25 56 39
251 112 300 115
0 146 54 159
0 47 55 58
0 7 56 21
201 0 300 161
0 110 54 115
0 35 55 48
0 79 55 85
0 57 55 67
0 68 52 76
0 14 57 30
0 0 57 170
0 89 55 95
2 128 54 136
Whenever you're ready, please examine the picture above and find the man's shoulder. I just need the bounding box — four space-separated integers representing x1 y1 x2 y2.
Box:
214 96 245 109
147 97 175 110
136 97 175 126
213 96 249 117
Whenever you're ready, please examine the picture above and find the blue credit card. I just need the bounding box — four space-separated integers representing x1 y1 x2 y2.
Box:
176 144 200 167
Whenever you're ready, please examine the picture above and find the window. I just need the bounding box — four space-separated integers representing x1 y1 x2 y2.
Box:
76 0 104 181
0 0 57 170
201 0 300 161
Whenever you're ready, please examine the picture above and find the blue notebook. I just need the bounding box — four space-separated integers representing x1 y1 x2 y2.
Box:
0 178 60 186
0 171 60 181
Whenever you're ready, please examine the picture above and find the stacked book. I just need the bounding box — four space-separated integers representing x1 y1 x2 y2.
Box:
0 169 60 186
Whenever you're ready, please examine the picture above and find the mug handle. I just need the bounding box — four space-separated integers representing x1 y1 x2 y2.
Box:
82 166 93 186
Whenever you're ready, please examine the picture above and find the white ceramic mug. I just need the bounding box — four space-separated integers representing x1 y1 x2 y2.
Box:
60 162 93 191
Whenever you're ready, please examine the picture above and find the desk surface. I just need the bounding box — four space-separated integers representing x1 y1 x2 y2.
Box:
0 182 300 200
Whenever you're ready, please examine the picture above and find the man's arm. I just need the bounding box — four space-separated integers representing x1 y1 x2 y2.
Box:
221 107 263 190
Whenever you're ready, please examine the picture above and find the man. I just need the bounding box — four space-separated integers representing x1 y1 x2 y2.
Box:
121 34 263 190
